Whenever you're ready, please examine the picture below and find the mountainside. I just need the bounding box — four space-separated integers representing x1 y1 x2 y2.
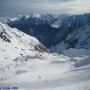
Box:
6 14 66 48
50 13 90 52
51 25 90 53
5 13 90 53
0 21 48 65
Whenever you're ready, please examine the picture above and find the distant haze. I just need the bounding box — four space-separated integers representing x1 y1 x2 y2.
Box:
0 0 90 17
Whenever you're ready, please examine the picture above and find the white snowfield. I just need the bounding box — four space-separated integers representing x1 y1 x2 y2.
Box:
0 22 90 90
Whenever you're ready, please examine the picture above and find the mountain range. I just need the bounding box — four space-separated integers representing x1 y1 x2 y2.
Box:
0 13 90 90
3 13 90 53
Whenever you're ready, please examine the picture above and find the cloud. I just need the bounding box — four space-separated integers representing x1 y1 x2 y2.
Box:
20 0 74 3
48 0 74 3
0 0 90 16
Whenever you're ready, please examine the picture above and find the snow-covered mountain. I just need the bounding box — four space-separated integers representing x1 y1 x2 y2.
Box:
51 13 90 53
0 21 48 65
6 14 56 47
0 15 90 90
51 24 90 53
4 13 90 53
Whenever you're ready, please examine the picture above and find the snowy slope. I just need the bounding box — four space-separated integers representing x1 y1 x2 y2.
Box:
0 48 90 90
0 21 48 63
0 21 48 80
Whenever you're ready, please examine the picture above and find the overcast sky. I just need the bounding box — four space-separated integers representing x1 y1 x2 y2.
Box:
0 0 90 17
